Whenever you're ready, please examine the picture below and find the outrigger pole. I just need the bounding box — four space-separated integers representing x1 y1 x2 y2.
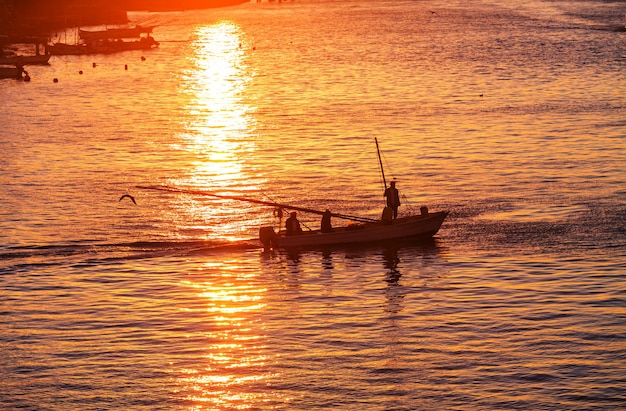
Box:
375 137 387 190
136 185 378 224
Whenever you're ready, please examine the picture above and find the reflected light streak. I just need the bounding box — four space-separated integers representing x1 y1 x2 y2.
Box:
169 21 266 241
172 262 281 409
179 21 253 188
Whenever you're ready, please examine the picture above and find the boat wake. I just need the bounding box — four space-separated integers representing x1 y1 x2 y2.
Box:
0 239 262 273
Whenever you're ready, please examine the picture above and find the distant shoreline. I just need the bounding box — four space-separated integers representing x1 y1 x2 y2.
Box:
1 3 127 36
1 0 250 37
126 0 250 12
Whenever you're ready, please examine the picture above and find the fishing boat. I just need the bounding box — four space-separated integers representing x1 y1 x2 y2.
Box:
45 42 88 55
137 138 448 249
260 210 448 249
0 53 50 65
85 36 159 54
0 36 51 65
47 25 159 55
47 37 158 55
0 65 30 80
257 138 447 248
78 26 155 42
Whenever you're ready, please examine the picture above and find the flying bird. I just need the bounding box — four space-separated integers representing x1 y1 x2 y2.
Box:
119 194 137 205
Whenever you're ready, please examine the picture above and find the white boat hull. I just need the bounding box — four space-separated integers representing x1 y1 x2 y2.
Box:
261 211 448 249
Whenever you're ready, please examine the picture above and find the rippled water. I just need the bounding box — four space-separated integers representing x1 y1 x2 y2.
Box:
1 0 625 409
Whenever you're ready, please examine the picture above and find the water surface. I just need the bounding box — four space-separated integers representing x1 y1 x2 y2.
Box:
1 0 625 409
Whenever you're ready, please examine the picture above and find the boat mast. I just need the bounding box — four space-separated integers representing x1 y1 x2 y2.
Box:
375 137 387 189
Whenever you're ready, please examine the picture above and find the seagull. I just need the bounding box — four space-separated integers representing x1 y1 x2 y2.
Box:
119 194 137 205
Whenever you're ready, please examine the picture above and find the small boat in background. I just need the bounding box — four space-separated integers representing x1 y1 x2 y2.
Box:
0 36 51 65
0 53 50 65
78 25 155 42
45 42 88 55
0 65 30 80
47 25 159 55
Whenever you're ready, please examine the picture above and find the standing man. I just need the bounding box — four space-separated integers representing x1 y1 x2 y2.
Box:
384 181 401 219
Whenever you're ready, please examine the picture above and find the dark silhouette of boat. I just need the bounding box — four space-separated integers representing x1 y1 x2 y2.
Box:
137 139 448 250
0 54 51 65
259 138 448 249
259 210 448 249
0 36 51 65
78 25 155 41
47 25 159 55
0 65 30 80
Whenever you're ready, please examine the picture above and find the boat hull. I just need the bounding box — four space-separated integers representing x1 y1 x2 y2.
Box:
0 54 51 65
47 37 159 55
79 26 155 42
264 211 448 249
0 66 27 80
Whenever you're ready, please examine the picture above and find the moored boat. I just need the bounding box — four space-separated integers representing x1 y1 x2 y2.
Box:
45 42 88 55
0 53 51 65
47 36 158 55
0 65 30 80
47 37 158 55
47 25 159 56
78 26 155 42
0 36 51 65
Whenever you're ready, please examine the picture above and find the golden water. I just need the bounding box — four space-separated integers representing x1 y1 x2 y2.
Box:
1 0 625 409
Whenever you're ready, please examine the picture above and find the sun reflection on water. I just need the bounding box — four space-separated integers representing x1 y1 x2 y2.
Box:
172 263 283 409
179 21 255 186
167 21 267 240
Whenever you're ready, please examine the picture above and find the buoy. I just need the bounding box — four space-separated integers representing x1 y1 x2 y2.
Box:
125 64 128 70
141 56 146 61
53 78 59 83
92 62 96 68
79 70 83 75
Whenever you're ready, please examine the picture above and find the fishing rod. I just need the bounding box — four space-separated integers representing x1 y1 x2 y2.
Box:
136 185 378 224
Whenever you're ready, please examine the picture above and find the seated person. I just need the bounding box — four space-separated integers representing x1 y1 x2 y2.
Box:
285 211 303 235
321 209 333 233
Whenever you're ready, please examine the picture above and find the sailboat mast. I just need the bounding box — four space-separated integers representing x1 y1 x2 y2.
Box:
375 137 387 189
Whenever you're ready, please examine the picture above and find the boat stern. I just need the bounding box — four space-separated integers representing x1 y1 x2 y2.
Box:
259 226 277 250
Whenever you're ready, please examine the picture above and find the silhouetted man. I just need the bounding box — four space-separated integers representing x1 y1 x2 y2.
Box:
285 212 303 235
321 209 333 233
384 181 401 219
